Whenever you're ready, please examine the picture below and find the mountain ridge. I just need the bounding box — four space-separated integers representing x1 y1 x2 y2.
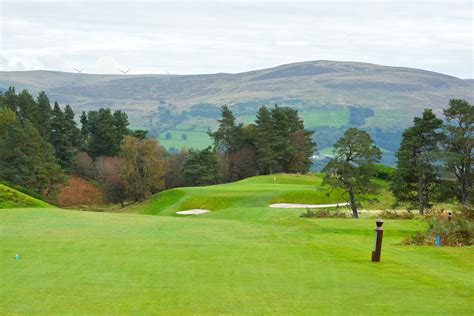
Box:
1 60 472 157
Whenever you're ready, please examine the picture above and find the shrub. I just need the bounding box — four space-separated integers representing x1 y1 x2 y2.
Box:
300 208 349 218
379 210 414 219
402 219 474 246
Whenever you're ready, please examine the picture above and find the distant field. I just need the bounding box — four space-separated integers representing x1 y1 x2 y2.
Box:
319 147 334 156
365 108 413 128
158 129 212 150
237 108 349 128
1 174 472 314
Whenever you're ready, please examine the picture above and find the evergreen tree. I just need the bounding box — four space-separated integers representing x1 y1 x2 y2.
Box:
113 110 130 140
270 106 291 172
255 106 278 174
50 102 75 170
0 87 18 112
36 91 52 140
64 105 81 147
82 108 130 157
17 89 38 124
80 111 89 144
322 128 381 218
209 105 243 153
391 109 444 214
443 99 473 205
181 147 220 186
0 118 65 196
0 108 16 137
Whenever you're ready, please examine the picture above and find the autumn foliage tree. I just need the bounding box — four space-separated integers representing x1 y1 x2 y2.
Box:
120 136 168 201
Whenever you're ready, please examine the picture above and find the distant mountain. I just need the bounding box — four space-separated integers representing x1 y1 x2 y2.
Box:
1 61 472 162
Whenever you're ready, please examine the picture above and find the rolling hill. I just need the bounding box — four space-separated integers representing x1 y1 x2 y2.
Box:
1 60 473 159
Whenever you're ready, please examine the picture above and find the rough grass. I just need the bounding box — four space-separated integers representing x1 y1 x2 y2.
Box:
0 184 51 209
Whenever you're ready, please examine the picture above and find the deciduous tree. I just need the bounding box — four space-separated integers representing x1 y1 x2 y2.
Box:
120 136 168 201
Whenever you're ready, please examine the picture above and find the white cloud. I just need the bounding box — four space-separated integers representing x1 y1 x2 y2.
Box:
0 0 472 77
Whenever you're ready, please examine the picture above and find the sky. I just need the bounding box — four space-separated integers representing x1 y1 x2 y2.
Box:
0 0 473 78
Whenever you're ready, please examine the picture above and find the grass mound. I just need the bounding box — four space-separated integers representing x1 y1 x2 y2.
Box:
125 173 395 217
0 184 52 209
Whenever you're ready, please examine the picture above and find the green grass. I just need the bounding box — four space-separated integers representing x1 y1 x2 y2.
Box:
158 129 212 150
237 109 349 129
0 184 52 209
125 173 395 217
1 174 472 314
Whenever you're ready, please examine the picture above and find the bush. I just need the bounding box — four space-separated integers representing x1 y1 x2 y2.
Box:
402 219 474 246
300 208 349 218
379 210 414 219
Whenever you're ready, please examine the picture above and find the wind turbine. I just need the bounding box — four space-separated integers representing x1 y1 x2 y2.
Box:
119 68 131 74
73 68 85 73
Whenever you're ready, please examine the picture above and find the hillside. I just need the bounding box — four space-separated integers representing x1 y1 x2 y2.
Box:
0 184 52 208
2 61 473 158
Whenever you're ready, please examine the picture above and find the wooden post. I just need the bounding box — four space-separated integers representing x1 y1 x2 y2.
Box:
371 219 384 262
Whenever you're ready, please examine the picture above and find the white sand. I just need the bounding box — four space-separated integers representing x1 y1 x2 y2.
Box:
176 209 210 215
269 202 350 209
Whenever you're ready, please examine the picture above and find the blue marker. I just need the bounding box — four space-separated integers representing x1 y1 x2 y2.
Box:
435 235 440 247
14 254 21 260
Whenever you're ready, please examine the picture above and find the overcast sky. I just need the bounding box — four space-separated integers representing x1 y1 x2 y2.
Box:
1 0 472 78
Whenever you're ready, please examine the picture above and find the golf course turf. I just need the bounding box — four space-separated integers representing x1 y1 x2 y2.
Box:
1 174 473 314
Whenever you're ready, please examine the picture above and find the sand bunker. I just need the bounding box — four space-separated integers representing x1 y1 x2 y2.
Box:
269 202 350 209
176 209 210 215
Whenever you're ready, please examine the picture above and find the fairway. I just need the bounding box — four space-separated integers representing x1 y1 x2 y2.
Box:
1 206 473 315
1 175 473 314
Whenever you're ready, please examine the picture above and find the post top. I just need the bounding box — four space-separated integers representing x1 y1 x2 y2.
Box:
375 219 384 227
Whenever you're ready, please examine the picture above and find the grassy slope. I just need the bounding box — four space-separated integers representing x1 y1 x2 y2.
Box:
1 175 472 314
0 184 51 209
125 173 396 217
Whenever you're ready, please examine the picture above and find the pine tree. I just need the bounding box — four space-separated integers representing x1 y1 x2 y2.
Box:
64 105 81 147
255 106 277 174
17 89 38 124
36 91 52 140
0 118 65 196
82 108 130 157
0 87 18 112
322 128 381 218
209 105 243 153
443 99 473 205
80 111 89 144
181 147 220 186
391 109 444 214
50 102 75 170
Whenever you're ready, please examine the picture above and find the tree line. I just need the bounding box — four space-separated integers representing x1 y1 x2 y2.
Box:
0 88 316 205
323 100 472 218
0 87 471 213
